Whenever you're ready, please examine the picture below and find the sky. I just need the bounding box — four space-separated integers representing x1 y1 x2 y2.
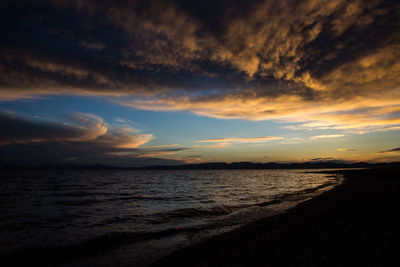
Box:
0 0 399 166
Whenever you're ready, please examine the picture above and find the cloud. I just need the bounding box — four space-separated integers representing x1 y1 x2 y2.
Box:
94 127 153 149
310 134 345 140
0 111 107 146
0 111 153 148
118 93 400 133
337 148 356 152
0 0 399 130
280 137 303 144
0 111 184 166
376 126 400 132
379 147 400 153
136 151 177 158
199 136 282 143
188 136 283 149
140 144 180 149
311 157 335 161
309 157 350 163
191 142 231 149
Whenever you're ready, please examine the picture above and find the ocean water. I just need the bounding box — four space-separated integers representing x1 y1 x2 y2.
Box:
0 169 342 265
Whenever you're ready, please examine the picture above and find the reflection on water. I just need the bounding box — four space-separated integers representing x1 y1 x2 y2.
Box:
0 169 342 257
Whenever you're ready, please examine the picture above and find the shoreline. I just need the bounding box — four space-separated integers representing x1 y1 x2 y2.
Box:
3 168 399 266
3 170 340 267
151 167 400 266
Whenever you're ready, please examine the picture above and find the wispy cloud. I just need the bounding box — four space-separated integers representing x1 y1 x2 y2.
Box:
376 126 400 132
311 157 335 161
379 147 400 154
337 148 356 152
136 151 177 158
280 137 303 144
192 142 231 149
140 144 180 149
310 134 345 140
199 137 282 143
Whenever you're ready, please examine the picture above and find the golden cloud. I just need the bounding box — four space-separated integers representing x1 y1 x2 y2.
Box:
1 0 399 132
199 137 283 143
119 91 400 132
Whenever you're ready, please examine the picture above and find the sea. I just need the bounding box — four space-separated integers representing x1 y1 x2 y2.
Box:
0 169 343 266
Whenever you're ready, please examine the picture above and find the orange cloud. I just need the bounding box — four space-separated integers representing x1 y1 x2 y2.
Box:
199 137 282 143
337 148 356 152
194 143 231 148
140 144 179 149
95 127 153 149
1 0 399 133
119 92 400 132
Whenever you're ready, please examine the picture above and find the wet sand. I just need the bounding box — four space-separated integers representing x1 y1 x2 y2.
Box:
152 168 400 266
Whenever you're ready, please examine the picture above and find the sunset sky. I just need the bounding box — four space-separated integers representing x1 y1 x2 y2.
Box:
1 0 399 166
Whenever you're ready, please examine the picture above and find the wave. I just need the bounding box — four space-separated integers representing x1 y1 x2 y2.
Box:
107 195 173 201
0 225 218 266
0 171 343 265
155 205 241 221
54 199 104 206
50 194 191 203
258 180 339 207
91 215 145 227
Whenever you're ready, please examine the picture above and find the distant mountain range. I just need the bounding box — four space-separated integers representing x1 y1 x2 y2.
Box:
1 161 400 170
139 161 400 170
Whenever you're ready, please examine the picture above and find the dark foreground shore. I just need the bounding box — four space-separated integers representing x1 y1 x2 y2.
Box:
152 168 400 266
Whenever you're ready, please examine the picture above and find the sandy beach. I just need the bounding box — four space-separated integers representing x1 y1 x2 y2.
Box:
152 168 400 266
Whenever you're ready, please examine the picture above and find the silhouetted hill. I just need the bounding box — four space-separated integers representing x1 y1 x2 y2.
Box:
1 161 400 170
139 161 400 170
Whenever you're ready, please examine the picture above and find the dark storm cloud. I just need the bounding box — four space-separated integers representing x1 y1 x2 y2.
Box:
0 0 399 129
0 111 185 166
0 142 184 167
0 142 185 166
0 111 105 145
0 110 154 147
0 0 237 99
